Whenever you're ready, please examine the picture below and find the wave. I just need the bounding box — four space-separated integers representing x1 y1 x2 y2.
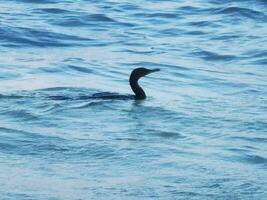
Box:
192 49 237 61
12 0 57 3
0 127 70 157
0 26 91 47
214 6 267 21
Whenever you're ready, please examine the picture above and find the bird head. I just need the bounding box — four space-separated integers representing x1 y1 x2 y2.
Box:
131 67 160 80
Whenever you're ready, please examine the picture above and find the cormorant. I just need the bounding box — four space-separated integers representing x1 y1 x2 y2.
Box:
88 67 160 100
49 68 160 101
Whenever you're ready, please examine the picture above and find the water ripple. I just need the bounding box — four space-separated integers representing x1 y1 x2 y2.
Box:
193 49 237 61
0 26 91 47
214 6 267 21
0 0 267 199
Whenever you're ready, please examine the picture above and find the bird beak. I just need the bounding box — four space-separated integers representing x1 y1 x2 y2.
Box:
148 68 160 74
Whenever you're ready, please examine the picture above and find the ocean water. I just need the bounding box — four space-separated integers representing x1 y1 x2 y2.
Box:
0 0 267 199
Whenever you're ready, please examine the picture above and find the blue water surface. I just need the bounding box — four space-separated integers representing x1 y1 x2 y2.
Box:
0 0 267 199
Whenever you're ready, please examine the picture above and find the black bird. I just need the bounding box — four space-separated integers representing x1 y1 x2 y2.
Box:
49 68 160 101
86 67 160 100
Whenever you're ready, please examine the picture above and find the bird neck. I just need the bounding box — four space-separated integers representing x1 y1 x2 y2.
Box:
129 76 146 100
